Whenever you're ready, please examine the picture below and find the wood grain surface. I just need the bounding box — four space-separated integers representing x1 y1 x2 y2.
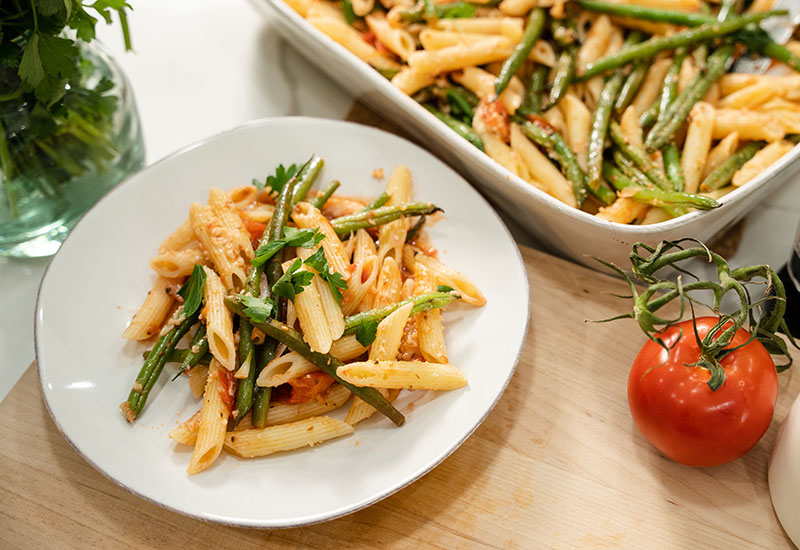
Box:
1 247 796 550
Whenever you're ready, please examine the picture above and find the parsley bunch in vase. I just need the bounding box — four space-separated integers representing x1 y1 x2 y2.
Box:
0 1 144 257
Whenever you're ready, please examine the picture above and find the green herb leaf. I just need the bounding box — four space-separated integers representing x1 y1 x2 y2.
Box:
255 163 299 194
68 6 99 42
238 295 276 324
356 320 379 347
178 265 207 317
437 285 455 293
251 228 324 267
272 258 314 302
19 34 45 88
304 248 349 303
283 226 324 248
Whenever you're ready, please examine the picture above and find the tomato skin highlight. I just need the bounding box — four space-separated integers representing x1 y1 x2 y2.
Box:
627 317 778 467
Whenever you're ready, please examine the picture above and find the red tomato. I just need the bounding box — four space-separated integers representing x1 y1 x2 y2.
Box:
287 372 335 404
628 316 778 467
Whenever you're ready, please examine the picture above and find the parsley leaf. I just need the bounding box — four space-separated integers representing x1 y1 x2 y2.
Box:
254 163 299 194
356 320 379 347
178 265 207 317
437 285 455 293
251 228 324 267
304 248 349 304
238 295 276 324
271 258 314 302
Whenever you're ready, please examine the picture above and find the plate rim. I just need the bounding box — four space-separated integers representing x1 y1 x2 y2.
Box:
34 116 531 528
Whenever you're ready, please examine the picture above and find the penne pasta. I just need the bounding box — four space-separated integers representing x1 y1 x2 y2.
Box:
202 267 236 370
187 360 230 474
337 360 468 390
224 416 354 458
122 276 182 340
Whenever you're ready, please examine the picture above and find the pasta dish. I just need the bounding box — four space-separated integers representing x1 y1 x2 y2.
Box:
284 0 800 224
119 158 485 474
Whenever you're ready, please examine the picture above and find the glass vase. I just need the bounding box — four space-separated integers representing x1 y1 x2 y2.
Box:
0 40 145 258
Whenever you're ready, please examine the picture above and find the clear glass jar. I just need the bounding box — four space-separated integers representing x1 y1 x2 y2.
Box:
0 41 145 258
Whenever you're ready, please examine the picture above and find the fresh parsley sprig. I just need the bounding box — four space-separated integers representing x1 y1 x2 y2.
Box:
271 258 315 301
253 163 299 195
251 227 324 267
238 294 276 323
270 247 349 304
177 264 206 317
304 248 349 303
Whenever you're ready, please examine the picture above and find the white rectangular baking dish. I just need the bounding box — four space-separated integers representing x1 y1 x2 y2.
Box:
261 0 800 268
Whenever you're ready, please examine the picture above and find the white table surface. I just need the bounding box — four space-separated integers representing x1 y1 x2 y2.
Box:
1 0 800 403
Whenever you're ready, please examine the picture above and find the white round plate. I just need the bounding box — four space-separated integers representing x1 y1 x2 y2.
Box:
35 117 530 527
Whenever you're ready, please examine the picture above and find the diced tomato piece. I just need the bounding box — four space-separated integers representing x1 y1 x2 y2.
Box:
216 367 236 413
287 372 335 404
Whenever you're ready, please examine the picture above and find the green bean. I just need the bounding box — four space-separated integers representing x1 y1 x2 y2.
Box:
613 149 655 189
310 180 340 210
614 61 647 116
603 162 718 210
544 47 577 112
656 48 687 129
444 87 478 121
232 320 255 425
588 72 626 190
699 142 761 192
663 143 685 192
577 0 800 75
361 192 390 212
144 346 211 367
736 29 800 74
344 291 459 335
342 0 357 24
638 102 659 129
495 8 546 96
542 19 578 111
123 311 200 422
405 215 426 242
609 121 670 190
519 64 549 116
518 119 588 206
226 297 405 426
400 1 478 22
575 0 716 25
331 202 442 236
251 339 277 428
579 11 782 81
424 104 485 151
170 325 209 380
646 43 734 152
291 155 324 206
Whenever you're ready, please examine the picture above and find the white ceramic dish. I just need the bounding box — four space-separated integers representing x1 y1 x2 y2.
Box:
35 117 529 527
260 0 800 268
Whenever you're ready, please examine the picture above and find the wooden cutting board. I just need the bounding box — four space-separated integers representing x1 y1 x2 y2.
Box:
1 246 796 550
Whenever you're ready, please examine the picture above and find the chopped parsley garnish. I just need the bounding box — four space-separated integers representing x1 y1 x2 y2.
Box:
253 163 299 195
304 248 348 303
177 265 207 317
356 320 379 347
238 295 276 324
251 227 325 267
271 258 315 302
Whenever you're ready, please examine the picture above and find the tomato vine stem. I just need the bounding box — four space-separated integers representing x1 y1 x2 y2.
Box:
596 239 798 390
